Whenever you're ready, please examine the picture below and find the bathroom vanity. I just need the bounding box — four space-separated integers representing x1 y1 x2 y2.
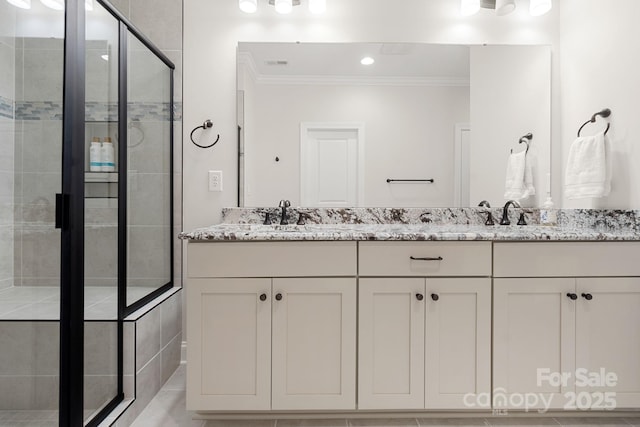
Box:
181 209 640 416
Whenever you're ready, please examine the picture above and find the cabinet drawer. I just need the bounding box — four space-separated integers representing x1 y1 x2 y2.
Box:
494 242 640 277
358 241 491 277
188 241 357 278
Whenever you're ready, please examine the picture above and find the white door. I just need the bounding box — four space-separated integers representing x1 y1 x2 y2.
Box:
425 278 491 409
186 278 272 411
300 123 364 207
493 278 576 410
576 278 640 409
358 278 425 410
271 278 356 410
454 123 471 207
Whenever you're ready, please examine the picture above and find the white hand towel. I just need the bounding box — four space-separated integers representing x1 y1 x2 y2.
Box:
504 151 536 200
504 151 527 200
564 131 611 199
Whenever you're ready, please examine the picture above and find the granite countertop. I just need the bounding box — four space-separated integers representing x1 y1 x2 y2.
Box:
179 223 640 242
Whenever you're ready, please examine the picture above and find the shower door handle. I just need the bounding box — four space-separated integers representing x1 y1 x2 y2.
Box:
55 193 69 230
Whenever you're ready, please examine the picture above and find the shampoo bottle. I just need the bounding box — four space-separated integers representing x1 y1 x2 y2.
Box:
101 137 115 172
89 137 102 171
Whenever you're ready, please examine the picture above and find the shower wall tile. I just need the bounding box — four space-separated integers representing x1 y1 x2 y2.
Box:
0 119 15 171
160 290 181 347
85 225 118 280
160 332 181 385
0 1 16 48
0 322 58 376
84 374 118 412
0 226 13 283
128 173 171 227
164 50 182 101
0 43 14 101
23 38 64 51
127 122 169 174
21 48 64 103
0 171 13 204
135 308 161 372
0 375 59 410
19 226 60 285
108 0 130 19
130 0 182 51
127 46 171 104
128 226 171 284
87 41 119 103
20 172 59 223
85 321 118 376
21 121 62 173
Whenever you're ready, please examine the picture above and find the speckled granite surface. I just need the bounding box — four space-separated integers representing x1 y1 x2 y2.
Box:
179 208 640 241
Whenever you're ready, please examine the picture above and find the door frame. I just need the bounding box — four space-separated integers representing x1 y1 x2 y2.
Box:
300 122 365 206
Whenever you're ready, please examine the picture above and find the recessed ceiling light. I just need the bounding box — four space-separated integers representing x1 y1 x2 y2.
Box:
6 0 31 9
360 57 375 66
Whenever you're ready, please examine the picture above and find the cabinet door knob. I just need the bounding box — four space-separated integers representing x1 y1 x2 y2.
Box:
431 293 439 301
416 293 424 301
566 293 578 300
259 293 267 302
275 293 283 301
581 293 593 300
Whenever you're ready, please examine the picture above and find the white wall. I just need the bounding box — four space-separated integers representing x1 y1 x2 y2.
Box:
244 82 469 207
559 0 640 209
183 0 560 229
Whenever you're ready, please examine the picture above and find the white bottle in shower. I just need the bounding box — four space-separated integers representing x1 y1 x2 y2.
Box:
101 137 115 172
89 137 102 172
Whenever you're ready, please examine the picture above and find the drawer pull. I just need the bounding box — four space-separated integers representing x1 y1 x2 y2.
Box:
275 293 283 301
431 293 439 301
566 293 578 300
416 293 424 301
259 293 267 302
581 293 593 301
410 256 443 261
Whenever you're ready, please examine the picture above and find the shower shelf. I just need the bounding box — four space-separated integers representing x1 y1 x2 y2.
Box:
85 171 118 183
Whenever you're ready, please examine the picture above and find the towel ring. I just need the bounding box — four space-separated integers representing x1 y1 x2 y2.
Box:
511 133 533 154
577 108 611 137
190 119 220 149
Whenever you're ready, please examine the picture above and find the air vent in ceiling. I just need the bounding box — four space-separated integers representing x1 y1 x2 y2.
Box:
265 60 289 66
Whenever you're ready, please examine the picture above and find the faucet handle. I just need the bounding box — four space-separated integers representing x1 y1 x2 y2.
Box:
296 212 306 225
263 212 272 225
279 199 291 208
517 212 527 226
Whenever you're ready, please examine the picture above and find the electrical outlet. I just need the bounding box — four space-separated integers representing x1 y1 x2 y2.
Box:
208 170 223 192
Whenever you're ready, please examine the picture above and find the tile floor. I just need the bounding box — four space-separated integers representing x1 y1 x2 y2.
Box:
129 365 640 427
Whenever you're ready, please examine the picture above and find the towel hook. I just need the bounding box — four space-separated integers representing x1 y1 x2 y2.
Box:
190 119 220 149
511 133 533 154
577 108 611 137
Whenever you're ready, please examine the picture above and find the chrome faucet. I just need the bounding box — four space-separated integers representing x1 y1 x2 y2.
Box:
278 200 291 225
500 200 521 225
478 200 491 208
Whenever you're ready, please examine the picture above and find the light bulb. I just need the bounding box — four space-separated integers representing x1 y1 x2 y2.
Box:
360 57 374 66
40 0 64 10
275 0 292 14
530 0 552 16
6 0 31 9
239 0 257 13
460 0 480 16
85 0 93 10
309 0 325 14
496 0 516 15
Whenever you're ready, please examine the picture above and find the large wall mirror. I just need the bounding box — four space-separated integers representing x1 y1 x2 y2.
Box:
237 42 551 208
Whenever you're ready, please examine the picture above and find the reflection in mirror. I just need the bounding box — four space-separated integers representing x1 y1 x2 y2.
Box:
237 42 551 208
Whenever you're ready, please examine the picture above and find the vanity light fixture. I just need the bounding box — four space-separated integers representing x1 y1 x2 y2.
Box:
360 56 375 66
239 0 257 13
40 0 63 10
6 0 31 8
274 0 293 14
461 0 551 16
530 0 552 16
240 0 326 14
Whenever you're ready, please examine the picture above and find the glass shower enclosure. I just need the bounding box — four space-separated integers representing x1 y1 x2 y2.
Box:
0 0 174 425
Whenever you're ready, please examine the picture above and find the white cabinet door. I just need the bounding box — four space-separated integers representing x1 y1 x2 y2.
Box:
493 278 576 410
271 278 356 410
358 278 425 410
186 278 272 411
425 278 491 409
576 278 640 409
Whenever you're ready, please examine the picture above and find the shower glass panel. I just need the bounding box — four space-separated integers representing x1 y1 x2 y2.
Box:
0 0 64 423
83 2 119 423
126 31 172 306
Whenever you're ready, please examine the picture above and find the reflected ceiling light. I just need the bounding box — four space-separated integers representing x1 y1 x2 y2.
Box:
460 0 480 16
360 56 374 66
40 0 64 10
530 0 552 16
496 0 516 15
274 0 293 14
6 0 31 8
239 0 257 13
308 0 325 14
101 54 109 61
85 0 93 10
